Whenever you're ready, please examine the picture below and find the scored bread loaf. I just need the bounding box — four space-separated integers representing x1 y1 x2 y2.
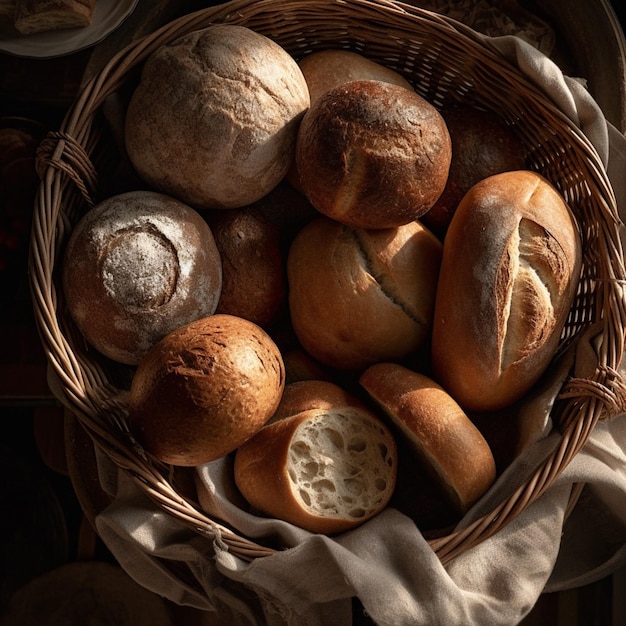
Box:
268 379 368 423
431 170 582 412
234 406 397 534
14 0 94 35
287 216 443 370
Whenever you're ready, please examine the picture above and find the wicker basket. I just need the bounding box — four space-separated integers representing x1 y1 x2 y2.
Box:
29 0 626 567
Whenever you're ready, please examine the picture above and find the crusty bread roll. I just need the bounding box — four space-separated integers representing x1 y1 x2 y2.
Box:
286 49 415 194
207 207 286 328
124 24 310 210
287 216 442 370
431 170 582 412
128 314 285 466
298 49 414 105
14 0 94 35
422 105 527 238
295 80 451 229
269 379 367 423
234 406 397 534
62 191 222 365
360 362 496 514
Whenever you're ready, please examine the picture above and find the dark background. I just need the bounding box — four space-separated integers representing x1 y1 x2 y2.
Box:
1 1 626 624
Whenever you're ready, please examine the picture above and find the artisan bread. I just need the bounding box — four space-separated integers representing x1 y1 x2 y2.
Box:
269 379 367 423
124 24 310 210
422 105 527 238
234 406 397 534
360 362 496 514
298 49 413 105
208 207 286 328
431 170 582 412
287 216 443 371
62 191 222 365
295 80 451 229
14 0 94 35
128 314 285 466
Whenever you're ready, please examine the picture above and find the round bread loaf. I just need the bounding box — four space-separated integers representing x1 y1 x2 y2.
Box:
360 362 496 514
422 106 527 238
269 379 367 423
208 207 286 328
62 190 222 365
298 49 414 104
295 80 451 229
234 406 397 534
128 314 285 466
431 170 582 412
287 216 443 371
124 24 310 210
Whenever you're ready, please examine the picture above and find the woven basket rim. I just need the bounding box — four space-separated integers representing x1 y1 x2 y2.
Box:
29 0 626 567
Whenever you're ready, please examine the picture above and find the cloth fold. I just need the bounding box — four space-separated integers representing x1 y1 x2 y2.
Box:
71 25 626 626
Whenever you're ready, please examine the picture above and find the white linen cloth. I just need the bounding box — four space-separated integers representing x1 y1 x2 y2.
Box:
69 33 626 626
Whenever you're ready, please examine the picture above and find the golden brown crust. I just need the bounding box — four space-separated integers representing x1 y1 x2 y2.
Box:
234 406 397 534
431 170 582 411
269 379 368 423
287 216 442 371
359 362 496 513
128 314 285 466
295 80 451 229
298 49 414 105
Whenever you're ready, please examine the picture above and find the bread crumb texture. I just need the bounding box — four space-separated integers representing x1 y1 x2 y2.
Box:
288 410 395 520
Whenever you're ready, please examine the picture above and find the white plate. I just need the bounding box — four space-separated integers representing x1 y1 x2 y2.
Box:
0 0 139 58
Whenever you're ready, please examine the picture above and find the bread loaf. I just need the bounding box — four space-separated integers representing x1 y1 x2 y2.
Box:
360 362 496 514
421 106 527 238
128 314 285 466
125 24 310 210
431 170 582 411
14 0 94 35
208 207 286 328
295 80 451 229
62 191 222 365
298 49 414 105
269 379 367 423
287 216 443 370
234 406 397 534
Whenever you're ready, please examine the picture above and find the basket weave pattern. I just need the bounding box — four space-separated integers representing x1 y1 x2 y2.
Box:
29 0 626 565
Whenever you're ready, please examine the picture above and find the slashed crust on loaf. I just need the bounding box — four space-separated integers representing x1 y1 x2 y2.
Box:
14 0 94 35
431 170 581 411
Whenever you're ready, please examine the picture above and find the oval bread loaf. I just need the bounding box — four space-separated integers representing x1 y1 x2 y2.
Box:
431 170 582 412
234 406 397 534
360 362 496 514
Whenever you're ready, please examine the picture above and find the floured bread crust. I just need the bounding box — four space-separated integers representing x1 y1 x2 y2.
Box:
431 170 582 412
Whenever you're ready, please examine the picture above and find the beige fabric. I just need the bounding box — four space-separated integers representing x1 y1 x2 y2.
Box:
81 34 626 626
